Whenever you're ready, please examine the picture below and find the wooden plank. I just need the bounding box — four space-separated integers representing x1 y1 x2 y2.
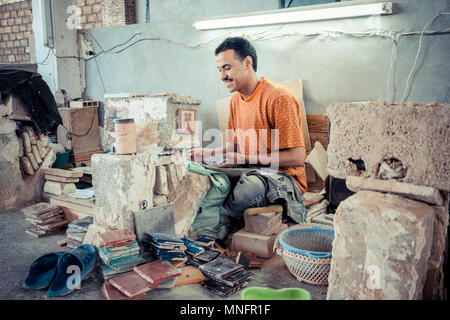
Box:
57 106 101 154
281 79 311 153
306 114 329 133
309 132 328 150
305 163 316 183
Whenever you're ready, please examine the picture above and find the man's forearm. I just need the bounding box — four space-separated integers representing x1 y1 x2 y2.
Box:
245 147 306 168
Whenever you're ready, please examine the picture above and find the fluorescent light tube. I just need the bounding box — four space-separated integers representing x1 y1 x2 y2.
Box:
194 2 393 30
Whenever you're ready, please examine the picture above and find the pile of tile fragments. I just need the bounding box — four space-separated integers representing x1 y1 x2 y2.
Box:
99 229 261 300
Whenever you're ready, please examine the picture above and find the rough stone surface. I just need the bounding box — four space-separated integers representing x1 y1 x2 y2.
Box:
154 165 169 195
423 201 449 300
173 172 211 237
31 145 42 164
91 152 157 233
0 119 47 211
26 153 38 170
165 163 179 200
346 176 443 206
327 102 450 191
153 194 168 207
327 190 435 300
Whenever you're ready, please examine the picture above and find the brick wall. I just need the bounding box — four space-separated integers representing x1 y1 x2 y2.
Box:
0 0 32 64
76 0 103 30
75 0 136 29
102 0 136 27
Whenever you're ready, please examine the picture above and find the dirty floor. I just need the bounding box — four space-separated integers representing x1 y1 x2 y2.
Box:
0 206 328 300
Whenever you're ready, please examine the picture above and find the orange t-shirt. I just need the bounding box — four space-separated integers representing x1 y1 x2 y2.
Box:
226 77 308 194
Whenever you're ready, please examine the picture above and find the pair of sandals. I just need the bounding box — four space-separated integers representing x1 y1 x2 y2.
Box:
23 244 98 297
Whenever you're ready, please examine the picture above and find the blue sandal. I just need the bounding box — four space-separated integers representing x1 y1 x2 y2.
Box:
23 252 67 290
47 244 98 297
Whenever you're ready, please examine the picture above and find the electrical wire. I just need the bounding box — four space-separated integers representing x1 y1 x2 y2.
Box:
61 107 97 137
400 12 450 104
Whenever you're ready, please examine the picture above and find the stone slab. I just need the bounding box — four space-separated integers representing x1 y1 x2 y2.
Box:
326 102 450 191
346 176 443 206
45 174 79 183
43 181 77 196
173 172 211 237
154 165 169 195
133 203 175 242
42 168 84 178
327 190 435 300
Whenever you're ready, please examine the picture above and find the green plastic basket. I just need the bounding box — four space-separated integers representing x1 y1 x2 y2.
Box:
241 287 311 300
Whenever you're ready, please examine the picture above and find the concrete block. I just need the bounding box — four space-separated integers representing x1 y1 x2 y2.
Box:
133 203 175 242
327 102 450 191
327 190 435 300
346 176 443 206
91 152 156 232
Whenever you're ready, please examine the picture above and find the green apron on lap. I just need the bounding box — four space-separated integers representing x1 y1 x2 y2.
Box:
187 161 232 240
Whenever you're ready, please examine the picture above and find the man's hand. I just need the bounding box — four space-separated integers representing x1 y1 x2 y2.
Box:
218 152 247 168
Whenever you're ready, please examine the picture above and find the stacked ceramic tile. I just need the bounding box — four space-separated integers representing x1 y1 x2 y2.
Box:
102 259 181 300
21 202 69 238
98 229 142 280
65 216 93 248
42 168 83 196
199 256 252 297
143 233 187 261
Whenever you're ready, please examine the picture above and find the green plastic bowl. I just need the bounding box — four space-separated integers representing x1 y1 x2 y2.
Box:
241 287 311 300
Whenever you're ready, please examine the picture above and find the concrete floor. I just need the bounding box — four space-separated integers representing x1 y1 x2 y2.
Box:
0 206 328 300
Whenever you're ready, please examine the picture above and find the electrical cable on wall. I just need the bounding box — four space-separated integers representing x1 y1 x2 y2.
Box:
399 12 450 103
43 12 449 103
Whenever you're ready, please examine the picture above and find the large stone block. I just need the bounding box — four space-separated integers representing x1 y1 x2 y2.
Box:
327 102 450 191
423 201 449 300
346 176 443 206
327 190 435 300
91 152 157 232
103 94 201 151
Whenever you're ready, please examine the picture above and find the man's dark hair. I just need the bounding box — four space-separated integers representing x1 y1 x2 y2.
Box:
215 37 258 72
